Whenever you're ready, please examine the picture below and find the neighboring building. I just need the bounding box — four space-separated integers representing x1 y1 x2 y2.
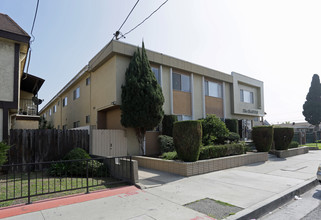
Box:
276 122 315 133
40 40 265 155
0 13 44 142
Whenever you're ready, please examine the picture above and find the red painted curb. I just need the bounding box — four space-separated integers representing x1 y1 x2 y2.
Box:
0 185 140 219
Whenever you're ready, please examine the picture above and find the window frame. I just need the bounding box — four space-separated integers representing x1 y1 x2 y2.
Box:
73 87 80 100
172 72 191 92
63 97 68 107
240 89 254 104
205 80 222 98
86 77 91 86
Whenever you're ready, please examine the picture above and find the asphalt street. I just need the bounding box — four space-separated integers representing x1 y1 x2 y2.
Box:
259 184 321 220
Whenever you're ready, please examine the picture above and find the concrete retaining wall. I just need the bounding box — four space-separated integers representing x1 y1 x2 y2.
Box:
271 146 309 158
133 152 268 177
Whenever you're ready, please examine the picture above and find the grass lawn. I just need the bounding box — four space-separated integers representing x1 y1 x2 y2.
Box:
300 143 321 149
0 172 127 207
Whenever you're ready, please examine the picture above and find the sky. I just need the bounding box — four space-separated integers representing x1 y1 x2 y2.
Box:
2 0 321 124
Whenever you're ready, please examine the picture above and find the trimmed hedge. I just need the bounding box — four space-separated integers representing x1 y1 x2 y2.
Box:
199 143 245 160
289 141 299 149
252 126 274 152
273 127 294 150
162 115 178 137
161 151 178 160
158 135 174 154
173 120 202 162
227 132 240 143
225 119 239 134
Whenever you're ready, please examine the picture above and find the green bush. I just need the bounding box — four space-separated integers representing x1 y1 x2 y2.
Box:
227 132 240 143
252 126 274 152
225 119 239 133
201 114 229 145
173 120 202 162
50 148 105 177
0 142 11 166
158 135 174 154
289 141 299 149
161 151 178 160
199 143 245 160
273 127 294 150
162 115 178 137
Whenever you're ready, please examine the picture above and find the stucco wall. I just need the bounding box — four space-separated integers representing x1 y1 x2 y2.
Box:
193 74 203 119
13 119 39 129
0 41 14 102
161 66 171 115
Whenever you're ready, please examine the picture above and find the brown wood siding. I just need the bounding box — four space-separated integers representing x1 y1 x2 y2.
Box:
173 90 192 116
205 96 223 118
145 131 160 156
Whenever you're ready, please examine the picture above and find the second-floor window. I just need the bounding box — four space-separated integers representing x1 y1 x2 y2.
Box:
86 77 91 86
151 67 161 84
53 105 57 113
73 87 80 100
172 72 190 92
63 97 68 107
240 89 254 104
205 80 222 98
73 121 80 128
49 109 52 116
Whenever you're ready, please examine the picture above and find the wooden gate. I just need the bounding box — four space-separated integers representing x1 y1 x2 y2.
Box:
91 129 127 157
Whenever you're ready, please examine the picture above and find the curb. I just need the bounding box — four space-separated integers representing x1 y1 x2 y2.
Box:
226 178 319 220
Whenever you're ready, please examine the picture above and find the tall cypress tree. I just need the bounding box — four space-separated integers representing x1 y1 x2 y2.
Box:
121 42 164 154
302 74 321 130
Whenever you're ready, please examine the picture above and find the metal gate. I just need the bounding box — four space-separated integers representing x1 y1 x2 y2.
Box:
91 129 127 157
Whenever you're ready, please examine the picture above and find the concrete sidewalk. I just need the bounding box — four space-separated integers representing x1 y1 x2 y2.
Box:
2 150 321 220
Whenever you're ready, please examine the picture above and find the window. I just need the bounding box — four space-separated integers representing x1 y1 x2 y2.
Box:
86 77 90 86
151 67 161 84
240 89 254 104
57 101 60 106
63 97 68 107
176 115 192 121
53 105 57 113
63 124 67 130
43 113 46 118
73 87 80 100
73 121 80 128
205 80 222 98
86 115 90 124
172 72 190 92
49 109 52 116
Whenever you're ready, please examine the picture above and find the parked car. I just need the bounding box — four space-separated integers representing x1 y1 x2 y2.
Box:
317 164 321 182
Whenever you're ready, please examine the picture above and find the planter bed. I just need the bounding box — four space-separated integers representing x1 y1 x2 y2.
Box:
270 146 309 158
133 152 268 177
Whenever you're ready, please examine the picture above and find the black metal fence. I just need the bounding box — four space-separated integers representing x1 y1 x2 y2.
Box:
0 156 132 205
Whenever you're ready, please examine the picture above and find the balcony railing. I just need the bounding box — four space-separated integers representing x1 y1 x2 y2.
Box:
19 99 38 116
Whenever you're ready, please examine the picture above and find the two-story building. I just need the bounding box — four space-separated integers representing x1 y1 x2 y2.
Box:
0 13 44 142
40 40 264 155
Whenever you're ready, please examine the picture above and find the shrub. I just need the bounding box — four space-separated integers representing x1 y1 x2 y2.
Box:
158 135 174 154
201 114 229 145
50 148 105 176
199 143 245 160
252 126 274 152
225 119 239 134
161 151 178 160
227 132 240 143
0 142 11 166
289 141 299 149
162 115 178 137
173 120 202 162
273 127 294 150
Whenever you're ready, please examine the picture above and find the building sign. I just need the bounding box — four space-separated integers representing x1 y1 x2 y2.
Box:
243 109 259 114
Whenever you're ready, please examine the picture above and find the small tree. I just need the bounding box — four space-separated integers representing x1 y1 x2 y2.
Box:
303 74 321 130
201 114 229 145
0 142 11 166
121 42 164 155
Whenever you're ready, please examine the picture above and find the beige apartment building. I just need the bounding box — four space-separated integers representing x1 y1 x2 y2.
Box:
40 40 264 155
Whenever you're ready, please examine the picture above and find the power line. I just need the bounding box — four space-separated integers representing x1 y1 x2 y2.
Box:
26 0 40 73
113 0 140 40
123 0 169 37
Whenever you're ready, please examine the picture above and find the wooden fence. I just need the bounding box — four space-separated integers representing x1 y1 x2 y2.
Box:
8 129 89 164
91 129 127 157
